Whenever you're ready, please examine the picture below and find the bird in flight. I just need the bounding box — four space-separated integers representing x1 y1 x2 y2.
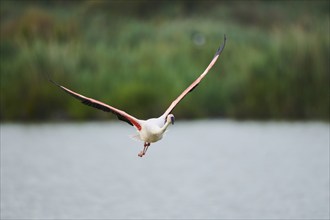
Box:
51 35 226 157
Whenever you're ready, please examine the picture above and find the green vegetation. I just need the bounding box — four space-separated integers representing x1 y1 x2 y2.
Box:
1 0 329 121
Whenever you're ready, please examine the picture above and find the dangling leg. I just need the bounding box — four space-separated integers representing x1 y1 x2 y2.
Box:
143 142 150 156
138 142 150 157
138 142 148 157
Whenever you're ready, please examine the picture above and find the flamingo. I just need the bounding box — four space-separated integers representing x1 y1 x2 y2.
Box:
50 35 226 157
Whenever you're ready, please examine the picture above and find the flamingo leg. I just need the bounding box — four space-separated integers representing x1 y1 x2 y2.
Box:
143 143 150 155
138 142 150 157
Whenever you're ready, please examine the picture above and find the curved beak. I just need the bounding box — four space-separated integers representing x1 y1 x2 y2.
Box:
171 116 175 125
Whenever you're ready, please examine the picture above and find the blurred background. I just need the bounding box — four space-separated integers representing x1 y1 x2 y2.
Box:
1 1 329 219
0 0 329 122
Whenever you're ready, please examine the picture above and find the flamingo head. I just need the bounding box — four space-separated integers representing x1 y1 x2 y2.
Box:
167 114 175 125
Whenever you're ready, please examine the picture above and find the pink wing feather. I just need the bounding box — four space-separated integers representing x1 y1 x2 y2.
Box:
50 80 142 131
163 35 226 117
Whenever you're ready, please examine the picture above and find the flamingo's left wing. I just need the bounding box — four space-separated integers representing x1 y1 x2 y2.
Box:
163 35 226 117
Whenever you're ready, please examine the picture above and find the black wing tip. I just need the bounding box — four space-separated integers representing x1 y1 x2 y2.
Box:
214 34 226 57
49 78 61 88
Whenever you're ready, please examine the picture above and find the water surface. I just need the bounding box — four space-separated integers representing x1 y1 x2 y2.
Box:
1 120 329 219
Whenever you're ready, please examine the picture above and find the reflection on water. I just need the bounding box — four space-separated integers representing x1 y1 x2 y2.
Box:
1 120 329 219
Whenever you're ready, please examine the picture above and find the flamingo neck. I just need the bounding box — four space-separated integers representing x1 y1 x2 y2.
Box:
160 120 172 133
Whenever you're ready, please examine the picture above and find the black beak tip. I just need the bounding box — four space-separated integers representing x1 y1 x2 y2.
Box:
171 116 175 125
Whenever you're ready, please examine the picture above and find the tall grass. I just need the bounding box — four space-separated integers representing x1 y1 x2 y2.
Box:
1 0 329 121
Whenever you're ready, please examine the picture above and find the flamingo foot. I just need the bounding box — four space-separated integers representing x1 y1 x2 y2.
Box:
138 142 150 158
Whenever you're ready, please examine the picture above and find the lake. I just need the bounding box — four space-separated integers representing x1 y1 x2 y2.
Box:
1 120 329 219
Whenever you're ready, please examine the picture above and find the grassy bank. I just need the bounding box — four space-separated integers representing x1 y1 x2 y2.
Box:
1 0 329 121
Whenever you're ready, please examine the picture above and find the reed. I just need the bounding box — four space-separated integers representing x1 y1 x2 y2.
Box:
1 0 328 121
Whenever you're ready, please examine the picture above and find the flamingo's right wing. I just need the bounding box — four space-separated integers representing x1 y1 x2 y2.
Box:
50 80 142 131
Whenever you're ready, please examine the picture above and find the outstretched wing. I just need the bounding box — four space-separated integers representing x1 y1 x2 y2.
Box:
163 35 226 117
50 80 142 131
